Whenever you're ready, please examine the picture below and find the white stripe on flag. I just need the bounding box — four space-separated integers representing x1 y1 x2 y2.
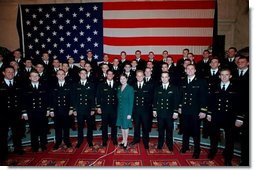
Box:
103 28 214 37
104 45 209 55
103 9 214 19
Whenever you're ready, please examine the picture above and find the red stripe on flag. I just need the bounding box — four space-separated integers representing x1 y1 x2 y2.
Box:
103 37 213 46
103 19 214 28
103 1 215 10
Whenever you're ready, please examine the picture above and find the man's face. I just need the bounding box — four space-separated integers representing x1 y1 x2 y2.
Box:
124 65 131 72
113 59 119 66
166 58 173 65
121 53 126 59
62 64 69 72
210 59 220 69
237 58 249 69
148 53 154 60
103 55 109 62
161 73 169 84
162 51 168 58
36 64 44 73
145 68 152 77
185 65 196 76
220 70 232 83
79 70 87 80
25 60 32 67
136 72 144 82
107 71 114 80
87 52 93 58
56 70 66 81
3 68 15 80
227 49 237 58
203 51 210 59
161 64 168 72
84 64 91 71
135 51 141 58
102 65 109 73
53 60 60 68
146 62 153 69
42 53 49 61
13 51 21 59
29 72 40 82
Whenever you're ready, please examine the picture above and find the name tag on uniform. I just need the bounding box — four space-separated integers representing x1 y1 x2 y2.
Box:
168 91 173 94
104 89 108 91
77 88 82 90
143 90 148 93
182 86 186 88
192 86 199 88
86 87 91 89
158 91 162 94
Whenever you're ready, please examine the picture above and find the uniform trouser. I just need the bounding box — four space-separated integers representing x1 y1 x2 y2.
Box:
29 115 48 150
133 111 150 145
101 112 117 142
157 116 173 148
182 114 201 154
240 125 249 165
77 112 93 144
0 115 23 161
54 111 71 145
209 123 234 162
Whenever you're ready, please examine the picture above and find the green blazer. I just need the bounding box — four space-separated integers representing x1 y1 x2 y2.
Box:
116 84 134 129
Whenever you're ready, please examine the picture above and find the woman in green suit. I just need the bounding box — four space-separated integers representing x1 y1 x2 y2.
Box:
116 74 134 149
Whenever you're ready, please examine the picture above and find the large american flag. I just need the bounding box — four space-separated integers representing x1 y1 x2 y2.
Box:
18 1 215 62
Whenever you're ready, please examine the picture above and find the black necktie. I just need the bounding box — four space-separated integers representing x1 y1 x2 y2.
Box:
188 79 191 84
212 71 215 76
222 84 226 91
240 70 244 77
9 80 13 87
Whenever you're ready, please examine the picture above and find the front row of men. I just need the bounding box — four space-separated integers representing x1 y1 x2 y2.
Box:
0 63 245 166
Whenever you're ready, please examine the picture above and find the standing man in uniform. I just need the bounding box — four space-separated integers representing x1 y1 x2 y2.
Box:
96 70 118 146
22 71 49 152
72 69 96 148
51 69 73 150
153 72 179 151
130 70 153 149
0 66 24 163
206 68 239 166
178 64 208 159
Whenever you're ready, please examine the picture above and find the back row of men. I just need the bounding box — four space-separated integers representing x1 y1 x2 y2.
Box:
0 47 249 166
0 47 247 88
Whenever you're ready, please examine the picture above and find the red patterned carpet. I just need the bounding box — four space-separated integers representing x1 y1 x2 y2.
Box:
4 137 240 166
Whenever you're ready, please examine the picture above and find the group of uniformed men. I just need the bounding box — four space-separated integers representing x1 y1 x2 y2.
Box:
0 47 249 166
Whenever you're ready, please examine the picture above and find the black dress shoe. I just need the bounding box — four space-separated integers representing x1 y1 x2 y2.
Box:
119 143 124 147
144 144 149 149
88 142 93 147
32 148 39 153
53 144 60 150
41 146 47 151
180 148 189 153
207 152 216 160
112 139 118 145
224 161 232 166
102 142 107 147
167 146 173 151
75 143 81 148
192 153 200 159
66 143 72 148
130 141 139 145
14 149 25 155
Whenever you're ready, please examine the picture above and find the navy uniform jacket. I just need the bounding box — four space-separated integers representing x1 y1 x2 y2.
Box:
153 84 179 118
179 76 208 115
96 81 118 114
51 81 73 113
133 82 153 114
22 82 49 118
208 82 238 126
71 81 96 113
0 79 23 121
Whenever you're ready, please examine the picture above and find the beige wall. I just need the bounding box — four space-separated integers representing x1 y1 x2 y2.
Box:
0 0 249 52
